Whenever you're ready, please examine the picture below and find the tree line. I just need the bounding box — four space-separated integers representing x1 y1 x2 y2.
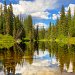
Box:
33 5 75 41
47 5 75 40
0 1 34 41
0 2 75 41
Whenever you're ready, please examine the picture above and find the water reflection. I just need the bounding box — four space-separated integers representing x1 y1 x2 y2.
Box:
0 42 14 49
0 42 75 75
47 42 75 73
0 44 24 75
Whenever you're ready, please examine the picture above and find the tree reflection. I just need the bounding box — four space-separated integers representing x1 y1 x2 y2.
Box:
23 42 35 64
47 42 75 72
0 44 24 75
70 45 75 72
0 42 75 74
0 42 37 74
34 41 39 55
39 42 45 52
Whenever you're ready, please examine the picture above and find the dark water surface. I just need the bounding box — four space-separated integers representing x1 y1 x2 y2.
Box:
0 42 75 75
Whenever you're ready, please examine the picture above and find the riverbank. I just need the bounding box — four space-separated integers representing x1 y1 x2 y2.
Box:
1 34 75 45
38 37 75 44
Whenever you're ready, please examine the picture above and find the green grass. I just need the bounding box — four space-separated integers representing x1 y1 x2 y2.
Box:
0 34 15 49
1 33 75 49
38 39 53 42
38 37 75 44
23 38 30 41
67 37 75 44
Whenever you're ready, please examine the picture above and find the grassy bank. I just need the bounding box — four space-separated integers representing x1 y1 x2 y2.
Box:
1 33 75 49
38 37 75 44
0 34 15 48
59 37 75 44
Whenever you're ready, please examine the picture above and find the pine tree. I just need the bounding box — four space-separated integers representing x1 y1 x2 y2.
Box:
60 5 66 36
48 22 51 39
67 7 71 37
34 25 39 41
13 16 24 40
5 7 10 34
24 17 29 38
0 4 3 34
71 7 75 37
56 18 59 37
24 15 33 40
27 15 33 40
9 3 13 35
3 1 7 34
13 16 16 39
42 26 45 39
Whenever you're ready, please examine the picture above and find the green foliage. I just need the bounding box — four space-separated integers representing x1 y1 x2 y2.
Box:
56 34 68 44
38 27 45 40
46 5 75 43
24 15 34 40
0 2 75 43
57 34 66 39
0 1 25 41
67 7 72 37
47 22 51 39
0 34 14 48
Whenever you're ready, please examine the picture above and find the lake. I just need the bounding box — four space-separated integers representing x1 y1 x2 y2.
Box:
0 42 75 75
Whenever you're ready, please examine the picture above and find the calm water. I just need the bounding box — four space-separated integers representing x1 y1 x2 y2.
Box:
0 42 75 75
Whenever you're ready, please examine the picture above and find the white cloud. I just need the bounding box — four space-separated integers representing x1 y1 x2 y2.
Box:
34 50 49 58
65 4 75 16
34 23 48 29
64 62 73 72
52 14 57 20
12 0 58 19
52 4 75 21
52 14 60 20
31 11 50 19
0 2 3 6
0 2 4 10
0 0 58 19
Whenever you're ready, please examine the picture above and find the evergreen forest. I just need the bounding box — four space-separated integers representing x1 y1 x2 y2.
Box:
0 2 75 44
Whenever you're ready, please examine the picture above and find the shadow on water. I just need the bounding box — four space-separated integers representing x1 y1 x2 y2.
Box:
0 42 75 75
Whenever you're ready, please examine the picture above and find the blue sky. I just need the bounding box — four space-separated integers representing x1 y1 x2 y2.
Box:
0 0 75 27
